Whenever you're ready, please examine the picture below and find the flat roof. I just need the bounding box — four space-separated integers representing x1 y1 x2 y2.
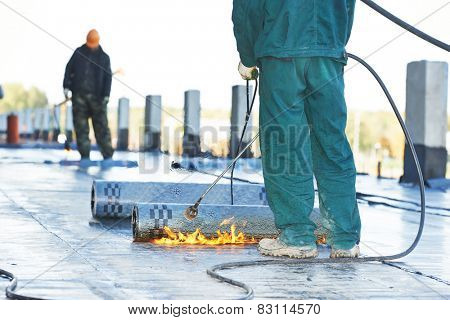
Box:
0 148 448 299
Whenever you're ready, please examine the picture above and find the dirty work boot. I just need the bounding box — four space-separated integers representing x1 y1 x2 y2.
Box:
79 158 91 168
258 238 318 259
330 245 360 258
100 157 115 168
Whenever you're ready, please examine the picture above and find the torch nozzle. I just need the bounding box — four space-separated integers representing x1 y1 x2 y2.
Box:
183 204 199 221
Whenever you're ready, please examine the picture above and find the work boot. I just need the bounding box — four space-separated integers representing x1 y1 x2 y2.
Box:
79 158 91 168
258 238 318 259
330 245 360 258
100 158 115 168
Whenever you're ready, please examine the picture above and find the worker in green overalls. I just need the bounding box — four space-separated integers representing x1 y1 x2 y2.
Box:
233 0 361 258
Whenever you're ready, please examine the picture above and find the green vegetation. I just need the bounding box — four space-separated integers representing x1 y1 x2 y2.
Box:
346 111 406 159
0 83 48 113
1 82 448 178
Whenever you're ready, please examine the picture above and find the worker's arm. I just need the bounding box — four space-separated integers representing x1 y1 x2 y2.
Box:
232 0 264 68
102 54 112 100
346 0 357 44
63 50 77 91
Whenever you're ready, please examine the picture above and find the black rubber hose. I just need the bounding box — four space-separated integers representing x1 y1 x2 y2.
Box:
230 79 258 205
2 0 441 300
0 54 428 300
0 269 43 300
360 0 449 51
356 191 449 212
171 161 261 185
206 52 427 300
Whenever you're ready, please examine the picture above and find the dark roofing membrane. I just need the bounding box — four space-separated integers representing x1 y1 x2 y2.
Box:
0 148 448 299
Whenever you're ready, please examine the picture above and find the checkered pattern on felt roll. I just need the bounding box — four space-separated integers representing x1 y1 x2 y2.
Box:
103 183 123 217
149 204 173 230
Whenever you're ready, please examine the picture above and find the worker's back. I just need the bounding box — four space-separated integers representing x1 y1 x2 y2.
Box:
233 0 356 65
63 44 111 99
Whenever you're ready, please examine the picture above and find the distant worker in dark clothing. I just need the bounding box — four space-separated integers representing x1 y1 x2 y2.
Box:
63 29 114 161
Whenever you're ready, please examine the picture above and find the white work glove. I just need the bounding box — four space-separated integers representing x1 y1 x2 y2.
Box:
238 62 259 80
102 96 110 105
63 88 71 100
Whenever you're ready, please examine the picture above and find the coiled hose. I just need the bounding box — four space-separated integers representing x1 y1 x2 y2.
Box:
207 0 450 298
2 0 448 300
0 269 43 300
206 52 427 300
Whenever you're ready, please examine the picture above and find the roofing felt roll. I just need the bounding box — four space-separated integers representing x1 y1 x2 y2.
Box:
92 180 268 218
132 202 277 241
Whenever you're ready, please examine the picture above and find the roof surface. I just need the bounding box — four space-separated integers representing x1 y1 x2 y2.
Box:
0 148 449 299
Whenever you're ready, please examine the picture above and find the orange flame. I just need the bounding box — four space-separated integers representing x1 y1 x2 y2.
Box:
152 224 257 246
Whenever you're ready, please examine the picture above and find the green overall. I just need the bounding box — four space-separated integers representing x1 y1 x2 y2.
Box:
233 0 361 249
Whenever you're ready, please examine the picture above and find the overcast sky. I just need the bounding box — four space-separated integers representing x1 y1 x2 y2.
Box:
0 0 448 112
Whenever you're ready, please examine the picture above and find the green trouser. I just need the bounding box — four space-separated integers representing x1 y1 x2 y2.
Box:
72 93 114 159
259 57 361 250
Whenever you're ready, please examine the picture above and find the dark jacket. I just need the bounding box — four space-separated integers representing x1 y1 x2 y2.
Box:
63 44 112 98
0 84 3 99
232 0 356 67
